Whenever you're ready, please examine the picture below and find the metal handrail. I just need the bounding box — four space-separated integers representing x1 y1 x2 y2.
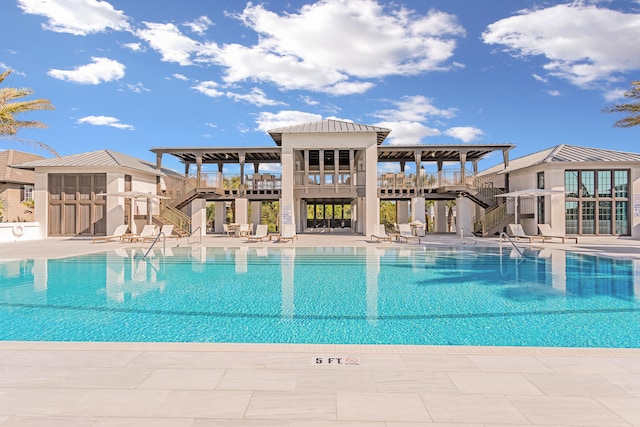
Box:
187 226 202 246
499 232 524 257
460 226 478 245
138 231 165 258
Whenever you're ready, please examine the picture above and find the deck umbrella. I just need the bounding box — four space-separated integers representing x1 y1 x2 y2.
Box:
494 188 564 224
96 191 170 230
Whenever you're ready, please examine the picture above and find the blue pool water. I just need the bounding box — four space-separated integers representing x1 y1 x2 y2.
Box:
0 246 638 347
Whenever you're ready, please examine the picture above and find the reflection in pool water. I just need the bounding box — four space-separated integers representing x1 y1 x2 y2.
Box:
0 246 638 347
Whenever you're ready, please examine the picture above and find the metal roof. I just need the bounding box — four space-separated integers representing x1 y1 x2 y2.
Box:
150 147 283 165
267 119 391 145
153 143 512 166
481 144 640 175
377 144 513 164
12 149 164 176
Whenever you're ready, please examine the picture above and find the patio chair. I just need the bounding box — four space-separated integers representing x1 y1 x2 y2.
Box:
276 224 298 243
122 224 157 243
247 224 269 243
508 224 544 243
397 223 421 243
92 224 129 243
538 224 578 243
238 223 251 237
144 224 177 242
223 224 234 237
371 224 392 243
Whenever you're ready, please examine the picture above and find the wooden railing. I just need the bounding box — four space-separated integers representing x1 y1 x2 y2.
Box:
159 202 191 235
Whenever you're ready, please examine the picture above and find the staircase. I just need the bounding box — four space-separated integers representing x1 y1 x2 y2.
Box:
154 202 191 237
473 202 515 236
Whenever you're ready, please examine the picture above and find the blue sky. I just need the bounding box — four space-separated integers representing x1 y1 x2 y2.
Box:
2 0 640 174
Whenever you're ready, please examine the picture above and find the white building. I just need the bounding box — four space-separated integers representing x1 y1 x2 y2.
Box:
480 144 640 238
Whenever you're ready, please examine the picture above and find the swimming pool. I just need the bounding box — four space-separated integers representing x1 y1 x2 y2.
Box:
0 246 638 347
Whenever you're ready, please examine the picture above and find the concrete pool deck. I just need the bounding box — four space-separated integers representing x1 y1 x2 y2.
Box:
1 232 640 426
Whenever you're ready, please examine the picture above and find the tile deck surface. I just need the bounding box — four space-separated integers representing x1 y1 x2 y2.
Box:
1 232 639 426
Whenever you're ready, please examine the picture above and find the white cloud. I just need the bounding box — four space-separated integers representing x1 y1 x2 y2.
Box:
192 81 224 98
226 87 284 107
18 0 130 35
373 95 456 122
532 73 548 83
183 16 213 35
375 121 440 145
603 87 627 102
126 82 150 93
444 126 483 142
187 0 464 94
47 57 125 84
235 1 465 78
255 111 323 132
77 115 134 130
546 90 562 97
300 95 319 106
135 1 465 94
122 42 144 52
483 4 640 88
136 22 200 66
173 73 189 81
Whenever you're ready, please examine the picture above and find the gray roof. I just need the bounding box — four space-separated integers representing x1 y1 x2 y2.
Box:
13 149 164 176
268 119 391 145
481 144 640 175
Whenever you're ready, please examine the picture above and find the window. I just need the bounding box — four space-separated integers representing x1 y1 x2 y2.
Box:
536 172 545 224
22 185 34 202
564 170 629 235
537 172 544 189
565 171 578 198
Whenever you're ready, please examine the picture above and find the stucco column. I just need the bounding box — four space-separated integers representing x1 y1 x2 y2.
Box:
455 195 473 237
235 198 248 225
34 171 48 238
435 200 447 232
280 145 296 231
364 143 379 237
251 201 261 229
214 201 225 233
411 197 426 227
190 198 206 236
397 200 410 224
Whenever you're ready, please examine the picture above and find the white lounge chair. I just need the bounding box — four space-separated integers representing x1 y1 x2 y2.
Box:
92 224 129 243
371 224 392 242
144 224 178 242
397 223 421 243
538 224 578 243
508 224 544 243
122 224 157 243
276 224 298 243
247 224 269 242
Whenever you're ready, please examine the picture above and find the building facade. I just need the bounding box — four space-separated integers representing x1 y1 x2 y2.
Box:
480 144 640 238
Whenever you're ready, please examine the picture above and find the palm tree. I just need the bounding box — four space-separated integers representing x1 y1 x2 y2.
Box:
604 80 640 128
0 70 58 156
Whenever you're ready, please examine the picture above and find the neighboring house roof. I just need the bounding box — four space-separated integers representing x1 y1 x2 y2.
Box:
12 149 164 176
268 119 391 146
0 150 44 184
481 144 640 175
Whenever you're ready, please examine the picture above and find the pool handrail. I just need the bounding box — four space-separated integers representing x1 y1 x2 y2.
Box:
187 226 202 246
499 231 524 257
460 226 478 245
139 230 166 258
